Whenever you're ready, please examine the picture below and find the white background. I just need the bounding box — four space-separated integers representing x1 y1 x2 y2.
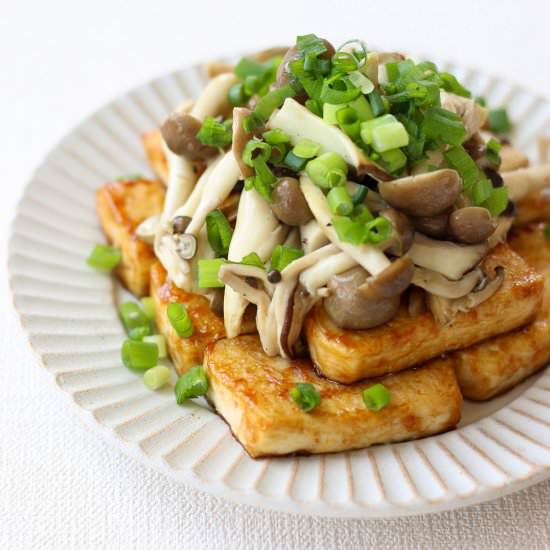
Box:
2 1 550 548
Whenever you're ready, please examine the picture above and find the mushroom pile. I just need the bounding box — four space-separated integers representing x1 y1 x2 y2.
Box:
137 34 550 359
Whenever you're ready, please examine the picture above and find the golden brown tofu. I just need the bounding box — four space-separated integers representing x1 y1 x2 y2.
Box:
96 178 165 297
454 223 550 400
142 130 168 184
151 262 256 374
305 244 544 384
515 190 550 226
205 335 462 458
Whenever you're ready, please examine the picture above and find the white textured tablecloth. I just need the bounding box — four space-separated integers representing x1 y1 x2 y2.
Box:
2 1 550 548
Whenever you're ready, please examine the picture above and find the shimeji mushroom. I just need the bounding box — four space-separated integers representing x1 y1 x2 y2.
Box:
411 266 483 299
502 164 550 200
223 188 289 338
440 91 488 138
499 145 529 172
299 219 329 254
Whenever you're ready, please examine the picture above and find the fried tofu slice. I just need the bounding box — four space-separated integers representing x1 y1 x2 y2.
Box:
305 244 544 384
142 130 168 184
515 190 550 226
454 223 550 400
205 335 462 458
151 261 256 374
96 178 165 296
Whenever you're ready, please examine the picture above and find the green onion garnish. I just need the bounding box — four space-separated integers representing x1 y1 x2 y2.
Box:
242 84 296 133
167 303 194 338
364 216 393 244
198 258 226 289
86 244 121 271
486 138 502 167
421 107 467 146
351 185 368 206
143 365 171 390
263 128 291 145
296 34 327 58
292 139 321 159
385 62 399 83
379 148 407 173
121 339 159 371
439 72 471 98
331 51 358 74
483 187 509 217
241 252 265 269
206 209 233 257
368 89 386 118
362 383 390 412
336 106 361 140
143 334 167 359
475 96 487 107
196 116 232 148
271 244 304 272
488 108 511 134
228 82 249 107
118 302 150 339
347 95 374 121
140 296 156 321
284 150 309 172
472 177 493 205
290 383 321 412
305 98 322 116
348 71 374 94
320 74 361 104
444 145 482 190
327 186 354 216
175 366 209 404
305 152 348 189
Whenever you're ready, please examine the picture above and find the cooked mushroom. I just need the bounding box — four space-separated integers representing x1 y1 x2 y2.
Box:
136 214 160 244
412 266 483 298
300 219 329 253
173 233 197 260
502 164 550 200
462 132 486 160
358 256 414 300
324 266 401 329
448 207 496 244
271 177 313 226
440 91 488 138
160 112 218 160
172 215 191 234
408 287 426 317
378 169 462 217
269 99 391 181
500 145 529 172
232 107 254 178
380 208 414 256
407 233 488 280
208 288 225 316
190 72 238 121
411 211 450 239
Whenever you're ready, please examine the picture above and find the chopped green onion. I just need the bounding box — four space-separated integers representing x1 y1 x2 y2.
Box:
206 209 233 257
271 245 304 272
323 103 345 125
472 178 493 205
293 139 321 159
332 216 365 245
167 302 194 338
488 108 511 134
336 107 361 140
263 128 291 145
87 244 121 270
290 383 321 412
305 152 348 189
351 185 368 206
121 339 159 371
143 365 171 390
444 145 481 190
483 187 509 217
281 150 307 172
544 225 550 241
197 117 232 148
331 51 358 73
116 173 143 182
143 335 167 359
303 55 330 76
140 297 156 321
228 82 249 107
439 72 471 98
385 62 399 82
118 302 150 336
305 98 322 117
242 139 271 166
475 96 487 107
486 137 502 167
421 107 467 146
320 74 361 104
379 148 407 173
175 366 209 404
327 186 354 216
364 216 393 244
347 95 374 121
368 89 386 117
197 258 226 289
362 383 390 412
360 114 397 145
348 71 374 94
234 57 271 80
296 34 327 58
243 84 296 133
241 252 264 269
370 121 409 153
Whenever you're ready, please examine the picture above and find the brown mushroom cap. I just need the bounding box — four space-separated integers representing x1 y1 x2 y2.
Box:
160 112 218 161
380 208 414 256
324 266 401 330
448 207 496 244
271 177 313 226
411 210 450 239
358 256 414 300
378 169 462 217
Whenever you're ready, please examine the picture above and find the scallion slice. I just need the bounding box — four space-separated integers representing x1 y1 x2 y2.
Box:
327 186 354 216
421 107 466 146
196 117 232 148
364 216 393 244
348 71 374 94
271 245 304 272
242 84 296 133
241 252 264 269
140 297 156 321
336 107 361 140
362 383 390 411
367 89 386 117
305 152 348 189
290 383 321 412
488 108 511 134
175 366 209 404
228 82 249 107
206 209 233 257
379 148 407 173
292 139 321 159
263 128 291 145
118 302 150 337
121 339 159 371
472 178 493 205
143 335 167 359
197 259 226 289
166 303 194 338
143 365 171 390
443 145 480 190
87 244 121 270
284 150 308 172
483 186 509 217
319 74 361 104
351 185 368 206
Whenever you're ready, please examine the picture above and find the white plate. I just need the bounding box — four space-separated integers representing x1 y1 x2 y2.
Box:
8 58 550 518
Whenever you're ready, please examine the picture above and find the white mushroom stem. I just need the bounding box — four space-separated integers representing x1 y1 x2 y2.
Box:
185 152 241 235
300 219 329 254
190 73 238 121
500 145 529 172
223 188 288 338
440 91 488 139
502 164 550 201
268 98 369 169
412 267 482 299
300 176 391 275
299 251 357 295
